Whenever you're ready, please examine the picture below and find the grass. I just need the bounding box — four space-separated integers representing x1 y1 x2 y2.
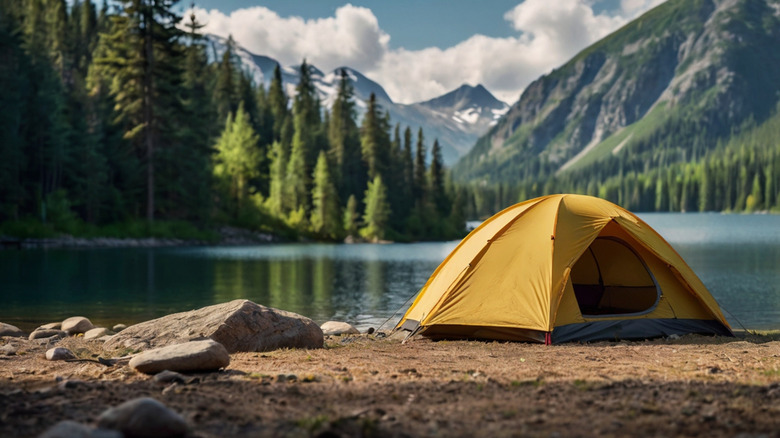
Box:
562 102 669 173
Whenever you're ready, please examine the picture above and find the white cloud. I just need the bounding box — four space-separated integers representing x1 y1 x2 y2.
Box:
190 1 665 105
191 5 389 74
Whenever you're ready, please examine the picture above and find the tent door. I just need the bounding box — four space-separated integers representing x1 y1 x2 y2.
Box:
571 237 660 317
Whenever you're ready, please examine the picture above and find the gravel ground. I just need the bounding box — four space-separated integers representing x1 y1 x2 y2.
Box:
1 332 779 437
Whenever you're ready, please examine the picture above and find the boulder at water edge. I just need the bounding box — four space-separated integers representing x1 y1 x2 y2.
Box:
320 321 360 336
104 299 323 353
0 322 25 337
129 339 230 374
61 316 94 335
97 397 188 438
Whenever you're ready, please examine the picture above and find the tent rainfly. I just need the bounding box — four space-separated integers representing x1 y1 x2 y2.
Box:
396 194 733 344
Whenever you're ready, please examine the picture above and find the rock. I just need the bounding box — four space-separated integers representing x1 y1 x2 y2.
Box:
58 379 89 390
320 321 360 336
112 324 127 332
0 322 25 337
97 397 189 438
84 327 111 340
29 329 66 340
39 322 62 330
46 347 76 361
0 344 18 356
152 370 190 384
61 316 95 335
39 420 123 438
129 339 230 374
105 299 323 353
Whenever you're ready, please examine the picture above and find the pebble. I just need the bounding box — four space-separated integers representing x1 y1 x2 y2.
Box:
112 324 127 332
29 329 66 340
39 322 62 330
62 316 95 335
129 339 230 374
0 322 25 337
58 379 89 390
0 344 18 356
152 370 190 385
84 327 111 340
46 347 77 361
97 397 189 438
320 321 360 336
39 420 123 438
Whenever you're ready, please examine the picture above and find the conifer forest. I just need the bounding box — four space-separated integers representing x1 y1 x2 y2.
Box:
0 0 465 241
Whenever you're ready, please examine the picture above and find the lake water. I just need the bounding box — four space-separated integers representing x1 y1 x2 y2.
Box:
1 213 778 332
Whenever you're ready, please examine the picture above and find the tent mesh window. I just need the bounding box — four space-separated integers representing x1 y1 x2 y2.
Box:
570 237 660 317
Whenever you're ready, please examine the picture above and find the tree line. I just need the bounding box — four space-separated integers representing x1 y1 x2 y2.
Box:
0 0 464 241
463 110 780 218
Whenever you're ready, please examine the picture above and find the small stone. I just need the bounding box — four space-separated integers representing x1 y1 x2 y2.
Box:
39 420 123 438
61 316 95 335
129 339 230 375
46 347 76 361
84 327 111 340
320 321 360 336
29 329 66 340
152 370 189 384
39 322 62 330
58 379 89 390
97 397 189 438
112 324 127 332
366 327 375 334
0 322 25 337
0 344 18 356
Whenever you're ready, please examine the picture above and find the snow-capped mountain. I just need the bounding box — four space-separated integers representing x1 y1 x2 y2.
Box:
204 35 508 165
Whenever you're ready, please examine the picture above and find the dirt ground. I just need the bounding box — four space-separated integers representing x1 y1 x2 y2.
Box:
1 332 779 438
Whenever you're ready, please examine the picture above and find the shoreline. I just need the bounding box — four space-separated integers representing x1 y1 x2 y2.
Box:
0 226 279 250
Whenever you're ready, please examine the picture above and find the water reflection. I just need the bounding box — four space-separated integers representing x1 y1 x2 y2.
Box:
1 215 778 331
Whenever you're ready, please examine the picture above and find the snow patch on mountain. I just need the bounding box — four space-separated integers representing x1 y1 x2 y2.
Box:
204 35 507 165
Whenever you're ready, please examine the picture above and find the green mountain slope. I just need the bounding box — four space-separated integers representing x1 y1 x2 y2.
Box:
454 0 780 198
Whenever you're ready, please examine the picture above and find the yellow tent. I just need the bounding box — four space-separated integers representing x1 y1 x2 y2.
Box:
396 194 732 344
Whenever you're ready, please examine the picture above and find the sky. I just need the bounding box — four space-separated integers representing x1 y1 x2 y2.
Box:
184 0 666 104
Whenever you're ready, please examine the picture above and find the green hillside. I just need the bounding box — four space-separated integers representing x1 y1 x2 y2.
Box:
455 0 780 215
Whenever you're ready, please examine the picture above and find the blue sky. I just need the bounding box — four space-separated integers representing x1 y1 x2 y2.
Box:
187 0 665 103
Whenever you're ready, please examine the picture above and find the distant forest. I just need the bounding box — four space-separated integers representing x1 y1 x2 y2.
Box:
462 111 780 218
0 0 465 241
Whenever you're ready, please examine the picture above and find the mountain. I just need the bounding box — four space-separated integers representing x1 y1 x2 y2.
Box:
204 35 508 165
453 0 780 184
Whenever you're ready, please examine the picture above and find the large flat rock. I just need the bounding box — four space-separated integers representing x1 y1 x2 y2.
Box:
104 300 323 353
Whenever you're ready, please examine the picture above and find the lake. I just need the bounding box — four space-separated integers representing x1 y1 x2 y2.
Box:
1 213 778 332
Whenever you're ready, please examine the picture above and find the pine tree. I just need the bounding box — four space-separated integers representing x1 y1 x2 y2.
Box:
96 0 186 222
0 4 28 220
213 103 262 219
213 34 239 128
414 127 427 204
310 151 341 239
360 176 390 241
266 140 287 217
429 139 449 217
267 63 289 143
285 128 309 215
360 93 392 182
328 68 361 201
343 194 359 238
292 59 321 172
